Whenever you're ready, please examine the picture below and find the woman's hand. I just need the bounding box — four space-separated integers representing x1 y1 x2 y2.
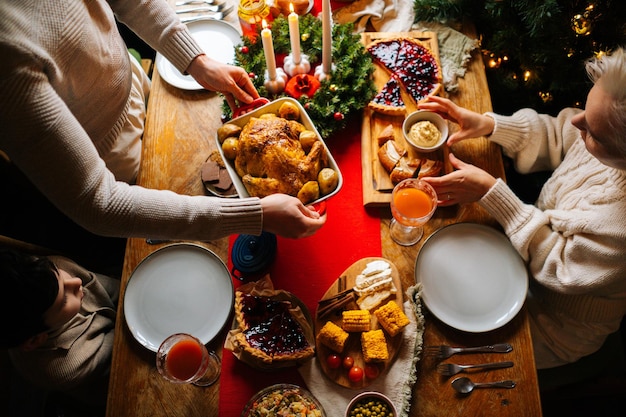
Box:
260 194 327 238
417 96 495 146
421 153 497 206
186 54 259 111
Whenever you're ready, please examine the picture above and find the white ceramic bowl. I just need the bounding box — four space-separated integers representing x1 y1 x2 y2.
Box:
345 391 397 417
402 110 448 152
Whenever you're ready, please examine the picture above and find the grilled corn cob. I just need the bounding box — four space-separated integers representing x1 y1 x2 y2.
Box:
341 309 371 332
374 300 410 336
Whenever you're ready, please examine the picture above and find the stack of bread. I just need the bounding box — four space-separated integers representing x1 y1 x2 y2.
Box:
376 123 442 184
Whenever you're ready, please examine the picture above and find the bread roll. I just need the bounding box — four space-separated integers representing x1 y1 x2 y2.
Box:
377 140 405 173
377 124 395 146
390 157 421 184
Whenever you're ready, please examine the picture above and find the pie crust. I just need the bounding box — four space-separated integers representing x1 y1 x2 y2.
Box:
368 77 406 116
367 37 442 114
234 291 315 364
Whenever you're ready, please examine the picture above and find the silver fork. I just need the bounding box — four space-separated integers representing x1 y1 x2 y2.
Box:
179 7 233 23
176 0 216 5
424 343 513 359
437 361 514 376
176 3 225 13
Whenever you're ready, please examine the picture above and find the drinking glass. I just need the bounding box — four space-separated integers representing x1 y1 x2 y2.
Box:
156 333 221 387
390 178 437 246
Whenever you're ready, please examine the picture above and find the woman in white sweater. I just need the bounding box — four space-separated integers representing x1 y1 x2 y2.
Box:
419 48 626 369
0 0 325 258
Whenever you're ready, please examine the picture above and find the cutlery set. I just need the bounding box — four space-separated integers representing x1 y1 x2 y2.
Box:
175 1 233 23
424 343 516 395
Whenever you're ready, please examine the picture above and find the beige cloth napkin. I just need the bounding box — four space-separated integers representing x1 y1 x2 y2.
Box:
298 285 425 417
333 0 415 33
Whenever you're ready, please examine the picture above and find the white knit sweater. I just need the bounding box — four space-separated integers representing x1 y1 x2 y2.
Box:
0 0 263 241
480 108 626 368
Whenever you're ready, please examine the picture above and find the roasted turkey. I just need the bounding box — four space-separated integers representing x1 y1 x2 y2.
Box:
234 115 329 200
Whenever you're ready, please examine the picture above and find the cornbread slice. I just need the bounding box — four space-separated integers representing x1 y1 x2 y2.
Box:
316 321 349 353
374 300 410 337
341 310 371 332
361 329 388 363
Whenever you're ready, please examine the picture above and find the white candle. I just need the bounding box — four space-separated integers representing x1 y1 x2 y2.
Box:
288 4 301 64
322 0 332 73
261 20 277 80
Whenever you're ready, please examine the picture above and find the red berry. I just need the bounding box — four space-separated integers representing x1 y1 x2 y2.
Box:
334 112 344 121
342 356 354 369
348 366 364 382
326 354 341 369
248 72 255 79
240 46 249 54
364 364 380 379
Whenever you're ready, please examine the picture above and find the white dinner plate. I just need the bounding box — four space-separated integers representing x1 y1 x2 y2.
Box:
124 244 234 351
414 223 528 333
155 19 241 90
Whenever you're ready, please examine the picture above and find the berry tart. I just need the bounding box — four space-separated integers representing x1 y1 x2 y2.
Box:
367 37 442 115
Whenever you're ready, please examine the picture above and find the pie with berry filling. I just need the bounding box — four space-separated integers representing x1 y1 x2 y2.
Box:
233 291 315 364
369 76 406 116
367 37 442 114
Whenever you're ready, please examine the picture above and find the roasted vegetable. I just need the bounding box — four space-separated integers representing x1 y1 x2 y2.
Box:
318 168 338 195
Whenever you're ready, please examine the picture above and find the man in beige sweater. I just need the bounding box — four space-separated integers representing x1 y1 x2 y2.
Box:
0 0 326 271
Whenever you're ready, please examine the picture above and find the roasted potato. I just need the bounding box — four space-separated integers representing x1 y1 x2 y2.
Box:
299 130 318 153
221 137 239 160
297 181 320 204
217 123 241 144
318 168 338 195
278 101 300 120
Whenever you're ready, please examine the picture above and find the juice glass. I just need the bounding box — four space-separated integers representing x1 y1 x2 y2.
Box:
156 333 221 387
390 179 437 246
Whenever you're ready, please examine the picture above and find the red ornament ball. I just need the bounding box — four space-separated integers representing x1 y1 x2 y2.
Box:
240 46 249 54
334 112 344 121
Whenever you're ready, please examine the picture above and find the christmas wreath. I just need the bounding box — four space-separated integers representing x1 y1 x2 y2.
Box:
223 13 377 139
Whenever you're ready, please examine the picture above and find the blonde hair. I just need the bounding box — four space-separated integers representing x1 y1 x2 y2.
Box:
585 47 626 157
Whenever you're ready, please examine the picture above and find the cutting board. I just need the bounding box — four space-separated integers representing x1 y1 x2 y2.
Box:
360 31 447 207
314 257 404 389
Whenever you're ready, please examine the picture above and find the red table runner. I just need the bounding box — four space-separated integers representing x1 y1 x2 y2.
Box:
219 114 382 414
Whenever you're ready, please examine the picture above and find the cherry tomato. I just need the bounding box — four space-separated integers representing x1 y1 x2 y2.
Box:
326 354 341 369
348 366 364 382
364 364 380 379
342 355 354 369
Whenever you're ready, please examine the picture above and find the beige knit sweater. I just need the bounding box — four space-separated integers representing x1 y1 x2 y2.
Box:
0 0 263 241
9 257 119 406
480 108 626 368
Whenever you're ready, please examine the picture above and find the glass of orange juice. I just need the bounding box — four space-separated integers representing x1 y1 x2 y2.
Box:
156 333 221 387
390 178 437 246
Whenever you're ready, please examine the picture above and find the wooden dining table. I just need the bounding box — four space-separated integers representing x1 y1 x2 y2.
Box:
106 1 543 416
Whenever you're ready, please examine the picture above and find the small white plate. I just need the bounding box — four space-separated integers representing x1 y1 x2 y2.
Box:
415 223 528 333
124 244 234 351
155 19 241 90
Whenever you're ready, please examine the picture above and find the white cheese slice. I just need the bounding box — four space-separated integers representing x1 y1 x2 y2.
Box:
355 268 392 289
355 278 395 296
361 260 391 277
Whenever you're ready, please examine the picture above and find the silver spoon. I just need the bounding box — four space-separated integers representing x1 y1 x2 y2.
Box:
451 377 516 394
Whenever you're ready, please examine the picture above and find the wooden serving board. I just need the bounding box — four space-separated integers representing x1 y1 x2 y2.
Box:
314 257 404 389
360 31 447 207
